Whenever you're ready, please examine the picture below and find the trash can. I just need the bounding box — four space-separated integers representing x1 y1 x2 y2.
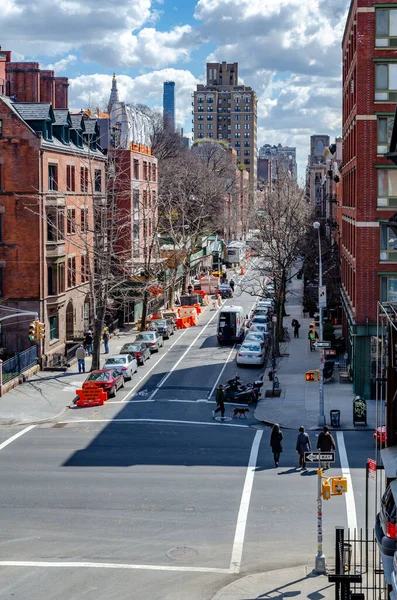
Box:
330 409 341 428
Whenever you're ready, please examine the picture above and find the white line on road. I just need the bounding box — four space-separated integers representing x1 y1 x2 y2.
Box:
120 329 189 402
336 431 358 532
147 306 222 401
60 418 250 429
207 344 236 399
0 426 36 451
229 429 263 573
0 560 231 574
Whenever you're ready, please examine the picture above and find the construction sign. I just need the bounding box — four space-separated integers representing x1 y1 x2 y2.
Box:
75 382 107 407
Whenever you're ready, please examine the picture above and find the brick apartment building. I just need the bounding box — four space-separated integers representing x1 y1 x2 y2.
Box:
0 51 105 360
192 62 257 205
341 0 397 397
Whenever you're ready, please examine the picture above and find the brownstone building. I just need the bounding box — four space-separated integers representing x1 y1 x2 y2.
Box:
0 53 105 360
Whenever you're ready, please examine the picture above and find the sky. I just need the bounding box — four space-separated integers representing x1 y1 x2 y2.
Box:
0 0 349 178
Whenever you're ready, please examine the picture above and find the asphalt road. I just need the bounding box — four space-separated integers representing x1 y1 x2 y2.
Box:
0 275 378 600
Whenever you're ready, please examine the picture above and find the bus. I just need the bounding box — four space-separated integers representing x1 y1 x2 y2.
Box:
226 241 246 267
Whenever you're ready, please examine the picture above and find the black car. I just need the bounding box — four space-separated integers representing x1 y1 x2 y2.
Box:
119 342 151 366
376 482 397 583
218 284 233 299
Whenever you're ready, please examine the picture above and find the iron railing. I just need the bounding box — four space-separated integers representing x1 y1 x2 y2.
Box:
2 346 38 383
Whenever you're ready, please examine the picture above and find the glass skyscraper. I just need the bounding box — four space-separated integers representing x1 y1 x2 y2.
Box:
163 81 175 132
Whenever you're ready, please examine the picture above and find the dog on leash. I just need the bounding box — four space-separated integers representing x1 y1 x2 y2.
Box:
232 407 250 418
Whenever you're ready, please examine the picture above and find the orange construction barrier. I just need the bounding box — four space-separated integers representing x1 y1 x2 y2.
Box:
175 316 191 329
75 382 107 407
194 303 202 315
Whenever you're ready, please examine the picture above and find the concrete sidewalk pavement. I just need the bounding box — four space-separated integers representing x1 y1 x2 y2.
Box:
0 328 138 426
254 272 376 431
212 565 334 600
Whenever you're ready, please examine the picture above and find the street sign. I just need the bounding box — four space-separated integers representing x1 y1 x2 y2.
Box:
314 341 331 349
324 349 337 356
319 285 327 308
304 452 335 463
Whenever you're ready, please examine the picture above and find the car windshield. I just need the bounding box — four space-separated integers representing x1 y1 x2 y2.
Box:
87 372 111 381
121 345 139 353
136 333 155 340
241 344 261 352
246 333 264 341
253 310 268 315
251 325 267 332
104 357 125 365
252 317 267 323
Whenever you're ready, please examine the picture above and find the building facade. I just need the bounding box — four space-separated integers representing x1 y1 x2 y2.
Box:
163 81 175 132
305 135 330 219
258 144 297 183
341 0 397 397
0 69 105 359
192 62 257 202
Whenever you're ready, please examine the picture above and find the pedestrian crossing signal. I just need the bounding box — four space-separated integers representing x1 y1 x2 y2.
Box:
322 480 331 500
306 370 320 382
331 476 348 495
29 322 36 341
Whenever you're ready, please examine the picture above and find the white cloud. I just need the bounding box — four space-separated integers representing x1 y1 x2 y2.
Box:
45 54 77 73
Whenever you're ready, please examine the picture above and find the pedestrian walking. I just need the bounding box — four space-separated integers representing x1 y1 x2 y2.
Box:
221 272 227 283
317 426 336 470
308 325 318 351
102 327 110 354
296 426 311 470
270 423 283 468
229 278 235 292
213 384 226 419
76 344 86 374
84 330 93 356
292 319 301 338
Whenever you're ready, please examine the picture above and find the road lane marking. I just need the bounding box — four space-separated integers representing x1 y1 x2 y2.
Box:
336 431 358 532
147 306 222 401
60 418 250 429
0 560 231 574
0 426 36 451
230 429 263 574
207 345 236 399
120 330 189 402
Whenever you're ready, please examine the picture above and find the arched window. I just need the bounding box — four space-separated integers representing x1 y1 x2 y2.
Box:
316 139 324 154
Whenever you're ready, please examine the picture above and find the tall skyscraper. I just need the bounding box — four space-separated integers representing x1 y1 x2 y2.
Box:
192 62 257 199
163 81 175 132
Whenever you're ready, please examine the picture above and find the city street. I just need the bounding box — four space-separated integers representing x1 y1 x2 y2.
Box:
0 279 377 600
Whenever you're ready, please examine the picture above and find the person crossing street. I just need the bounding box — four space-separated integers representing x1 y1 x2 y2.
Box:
213 384 226 419
296 426 311 470
317 426 336 470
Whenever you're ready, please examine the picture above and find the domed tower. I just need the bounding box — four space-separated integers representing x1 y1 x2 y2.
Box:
107 72 119 115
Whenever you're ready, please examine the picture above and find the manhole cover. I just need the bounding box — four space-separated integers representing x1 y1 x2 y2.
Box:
166 546 198 561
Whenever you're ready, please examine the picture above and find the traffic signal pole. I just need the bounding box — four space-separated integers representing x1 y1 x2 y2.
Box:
316 459 327 574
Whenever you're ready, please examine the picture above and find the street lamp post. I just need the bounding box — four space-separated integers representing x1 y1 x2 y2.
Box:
313 221 326 428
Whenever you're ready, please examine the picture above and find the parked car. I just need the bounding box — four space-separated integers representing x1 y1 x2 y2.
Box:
102 354 138 381
257 298 274 308
249 316 271 332
134 331 164 353
218 283 233 299
376 483 397 583
237 341 266 366
250 308 271 321
83 369 124 398
250 323 271 336
244 330 268 348
119 342 151 366
149 319 174 340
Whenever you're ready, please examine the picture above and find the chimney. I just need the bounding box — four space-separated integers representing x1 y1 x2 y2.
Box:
40 70 55 105
6 62 41 102
54 77 69 109
0 50 11 95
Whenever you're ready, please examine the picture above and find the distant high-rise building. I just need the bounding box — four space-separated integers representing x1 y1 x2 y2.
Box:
258 144 297 183
192 61 257 201
163 81 175 132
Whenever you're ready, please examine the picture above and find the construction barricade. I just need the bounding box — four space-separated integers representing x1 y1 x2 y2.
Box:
75 382 107 407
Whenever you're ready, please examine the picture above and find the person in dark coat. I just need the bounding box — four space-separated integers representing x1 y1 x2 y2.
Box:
317 426 336 470
296 426 311 470
213 384 226 419
270 423 283 468
229 279 235 292
292 319 301 338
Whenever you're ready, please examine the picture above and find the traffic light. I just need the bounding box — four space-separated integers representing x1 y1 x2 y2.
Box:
28 322 36 341
331 477 348 495
36 322 45 339
322 480 331 500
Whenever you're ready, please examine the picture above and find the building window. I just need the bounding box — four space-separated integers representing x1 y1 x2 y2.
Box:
207 115 213 121
207 124 213 130
381 276 397 301
218 125 222 130
152 164 157 182
235 142 240 147
244 106 250 112
0 214 2 243
235 115 240 121
47 265 55 296
380 223 397 260
235 106 241 112
234 96 240 104
198 115 204 121
66 165 75 191
67 208 76 234
80 167 89 192
0 120 2 137
67 256 76 288
207 96 213 103
244 141 250 147
207 106 213 112
244 150 250 156
378 116 394 153
80 207 88 233
198 96 204 104
198 124 203 130
376 9 397 47
227 125 231 131
0 265 3 297
377 169 397 206
198 133 204 139
375 63 397 101
244 159 250 165
48 164 58 191
198 106 204 112
244 123 250 130
133 223 140 258
133 189 140 219
218 108 223 113
143 162 149 180
235 132 241 138
0 164 3 191
208 132 213 138
244 114 251 121
94 170 102 192
133 159 139 180
237 150 240 156
49 315 58 341
235 124 240 130
244 95 250 103
219 134 222 139
244 132 250 138
81 255 89 283
58 262 65 293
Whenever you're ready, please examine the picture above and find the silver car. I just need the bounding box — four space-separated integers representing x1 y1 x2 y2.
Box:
102 354 138 381
134 331 164 353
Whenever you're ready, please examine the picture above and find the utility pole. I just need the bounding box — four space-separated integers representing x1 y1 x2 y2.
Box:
313 221 326 426
316 460 327 574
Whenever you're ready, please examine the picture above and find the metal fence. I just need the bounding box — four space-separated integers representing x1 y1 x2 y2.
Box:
2 346 38 384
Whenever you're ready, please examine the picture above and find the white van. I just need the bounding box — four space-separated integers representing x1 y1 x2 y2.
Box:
217 305 245 345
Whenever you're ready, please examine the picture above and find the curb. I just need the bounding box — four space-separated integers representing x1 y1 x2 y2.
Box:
0 404 71 428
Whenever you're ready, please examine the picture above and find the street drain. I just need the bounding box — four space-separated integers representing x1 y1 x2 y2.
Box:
166 546 198 561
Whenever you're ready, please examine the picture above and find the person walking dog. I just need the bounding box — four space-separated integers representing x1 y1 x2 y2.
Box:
317 426 336 470
270 423 283 468
213 384 226 419
296 426 311 470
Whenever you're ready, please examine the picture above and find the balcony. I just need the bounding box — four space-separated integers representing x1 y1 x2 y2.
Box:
46 240 66 258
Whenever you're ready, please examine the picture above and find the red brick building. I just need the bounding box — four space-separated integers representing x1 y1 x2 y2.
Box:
0 52 105 361
341 0 397 397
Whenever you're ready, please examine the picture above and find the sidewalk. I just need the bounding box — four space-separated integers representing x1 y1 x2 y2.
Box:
254 273 376 431
211 566 334 600
0 328 138 426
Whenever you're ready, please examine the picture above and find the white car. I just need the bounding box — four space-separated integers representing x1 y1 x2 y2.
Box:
102 354 138 381
237 342 266 366
251 323 271 336
244 330 267 348
249 316 271 332
257 299 274 308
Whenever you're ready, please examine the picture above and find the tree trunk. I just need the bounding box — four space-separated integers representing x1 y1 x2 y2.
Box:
91 303 106 371
140 288 150 331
